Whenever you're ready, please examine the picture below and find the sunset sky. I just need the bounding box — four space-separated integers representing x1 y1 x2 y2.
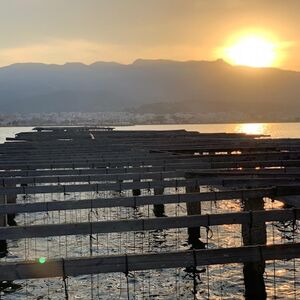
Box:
0 0 299 70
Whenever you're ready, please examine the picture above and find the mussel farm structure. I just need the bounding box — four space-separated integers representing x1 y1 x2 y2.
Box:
0 127 299 299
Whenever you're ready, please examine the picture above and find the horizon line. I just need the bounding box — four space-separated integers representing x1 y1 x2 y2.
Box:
0 58 298 73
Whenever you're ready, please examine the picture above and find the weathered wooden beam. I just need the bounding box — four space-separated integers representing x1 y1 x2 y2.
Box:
5 150 300 170
0 153 179 163
0 243 298 281
1 176 300 196
0 166 172 178
0 171 183 186
0 178 202 195
2 150 300 164
0 169 298 187
1 158 300 173
0 157 202 170
1 165 300 181
0 187 277 215
0 208 298 240
3 141 300 153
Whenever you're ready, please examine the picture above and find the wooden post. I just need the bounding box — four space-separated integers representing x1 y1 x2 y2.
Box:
132 180 141 196
0 195 5 227
185 174 205 249
242 197 267 299
0 194 7 257
131 174 141 196
6 184 17 226
153 187 165 217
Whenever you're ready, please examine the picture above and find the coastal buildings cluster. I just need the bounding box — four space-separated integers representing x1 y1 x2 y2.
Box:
0 111 298 126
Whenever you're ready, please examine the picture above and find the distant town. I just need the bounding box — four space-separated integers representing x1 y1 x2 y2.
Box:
0 111 299 126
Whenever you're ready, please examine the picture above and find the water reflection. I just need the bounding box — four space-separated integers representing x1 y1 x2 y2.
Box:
235 123 267 135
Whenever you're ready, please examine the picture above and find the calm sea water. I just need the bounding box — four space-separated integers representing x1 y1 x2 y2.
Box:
116 123 300 138
0 124 299 299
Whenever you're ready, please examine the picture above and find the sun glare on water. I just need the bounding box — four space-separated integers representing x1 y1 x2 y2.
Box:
235 123 267 135
224 35 277 67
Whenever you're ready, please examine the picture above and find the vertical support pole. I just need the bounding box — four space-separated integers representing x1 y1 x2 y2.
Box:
132 179 141 196
153 187 165 217
185 174 205 249
0 194 7 257
242 197 267 299
6 184 17 226
0 194 5 227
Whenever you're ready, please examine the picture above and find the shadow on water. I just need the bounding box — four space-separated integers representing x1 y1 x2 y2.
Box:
0 281 22 295
0 240 8 258
187 225 206 249
185 233 207 298
0 240 22 295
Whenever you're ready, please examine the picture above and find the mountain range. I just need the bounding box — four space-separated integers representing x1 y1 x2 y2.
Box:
0 59 299 120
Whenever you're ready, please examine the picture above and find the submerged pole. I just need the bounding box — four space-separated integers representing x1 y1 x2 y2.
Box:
242 196 267 299
132 179 141 196
0 194 7 257
185 174 205 249
6 184 17 226
153 187 165 217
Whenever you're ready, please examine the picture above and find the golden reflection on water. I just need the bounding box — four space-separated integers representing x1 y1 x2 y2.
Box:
235 123 267 135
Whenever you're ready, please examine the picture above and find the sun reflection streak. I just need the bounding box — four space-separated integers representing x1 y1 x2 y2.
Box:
235 123 267 135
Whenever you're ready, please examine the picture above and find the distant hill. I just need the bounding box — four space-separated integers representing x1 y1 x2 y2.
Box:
0 59 299 120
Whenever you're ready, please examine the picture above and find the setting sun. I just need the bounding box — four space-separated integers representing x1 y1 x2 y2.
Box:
224 35 277 67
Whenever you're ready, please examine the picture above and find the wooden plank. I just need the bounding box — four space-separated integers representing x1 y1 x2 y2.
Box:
2 157 300 172
2 168 300 186
1 165 300 180
2 137 254 146
5 151 300 169
0 166 171 178
0 176 299 196
2 150 300 164
0 152 179 160
0 208 298 240
0 243 298 281
0 157 203 170
3 141 299 153
0 178 200 195
0 187 277 214
1 176 299 196
0 170 183 186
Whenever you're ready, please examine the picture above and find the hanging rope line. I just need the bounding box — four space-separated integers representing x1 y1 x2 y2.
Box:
61 258 69 300
206 214 212 299
124 254 130 300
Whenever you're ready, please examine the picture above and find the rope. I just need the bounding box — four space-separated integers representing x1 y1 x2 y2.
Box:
292 209 297 299
248 210 253 245
271 206 277 299
61 258 69 300
205 214 214 240
89 199 95 300
124 254 130 300
183 250 205 299
216 224 223 299
206 217 210 299
192 249 198 300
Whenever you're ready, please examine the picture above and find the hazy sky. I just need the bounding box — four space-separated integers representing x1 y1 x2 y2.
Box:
0 0 299 70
